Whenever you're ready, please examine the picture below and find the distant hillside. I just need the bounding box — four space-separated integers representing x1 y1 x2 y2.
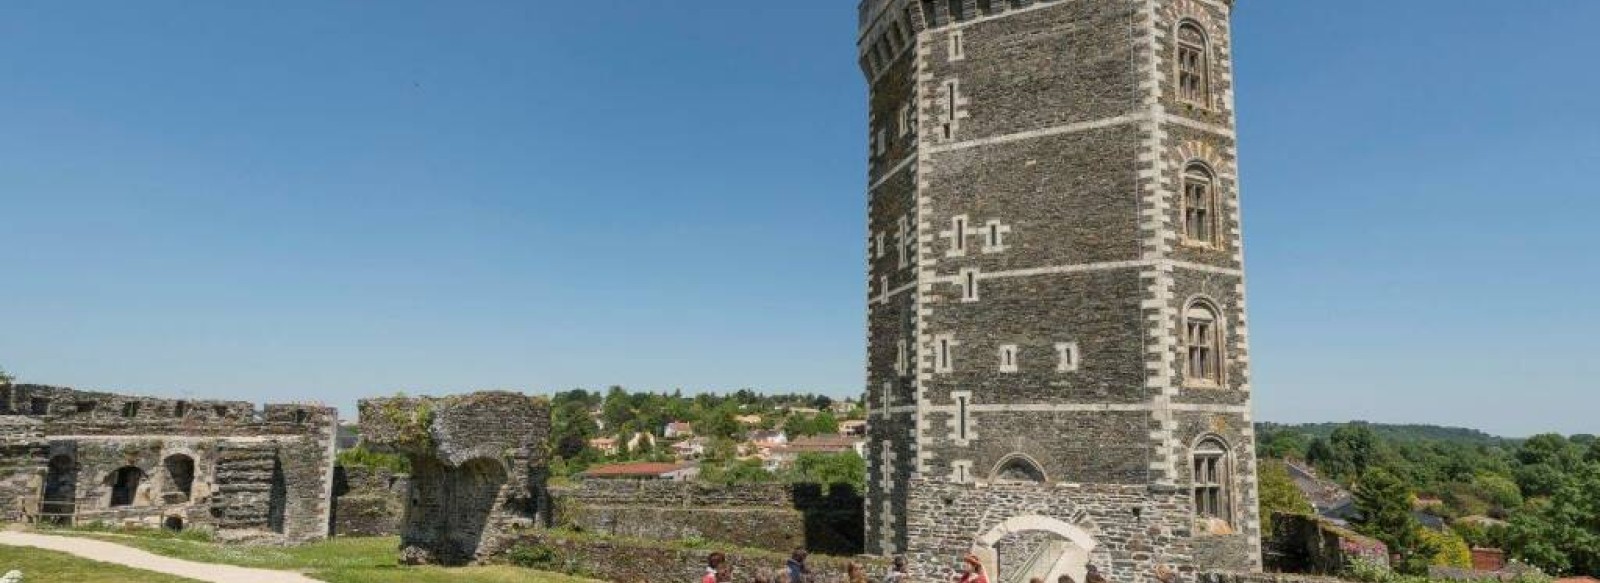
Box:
1256 421 1513 448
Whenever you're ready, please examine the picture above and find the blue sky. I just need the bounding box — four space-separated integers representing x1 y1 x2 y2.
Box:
0 2 1594 437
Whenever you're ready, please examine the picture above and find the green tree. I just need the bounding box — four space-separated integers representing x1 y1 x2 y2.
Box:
785 452 867 493
1419 527 1472 568
0 366 12 385
1256 459 1314 536
1355 468 1425 574
1472 472 1524 513
1505 463 1600 576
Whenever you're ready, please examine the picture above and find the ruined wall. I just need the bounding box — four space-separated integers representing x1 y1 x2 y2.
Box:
0 418 47 522
331 466 408 537
488 531 890 583
1265 514 1388 576
359 391 550 565
1 384 338 541
550 480 804 552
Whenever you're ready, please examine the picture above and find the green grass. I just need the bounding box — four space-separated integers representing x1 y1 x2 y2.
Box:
0 543 205 583
34 527 597 583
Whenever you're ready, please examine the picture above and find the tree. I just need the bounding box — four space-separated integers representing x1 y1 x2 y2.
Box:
1505 463 1600 576
0 366 11 385
1419 527 1472 568
1355 468 1425 574
785 452 866 493
1256 460 1314 537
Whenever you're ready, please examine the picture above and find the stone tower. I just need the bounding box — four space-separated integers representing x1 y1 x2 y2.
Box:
858 1 1260 581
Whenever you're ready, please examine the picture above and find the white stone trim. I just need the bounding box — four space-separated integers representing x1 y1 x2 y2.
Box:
927 112 1146 154
868 152 918 193
958 267 979 302
998 344 1019 373
1055 342 1080 373
944 214 970 257
980 219 1010 253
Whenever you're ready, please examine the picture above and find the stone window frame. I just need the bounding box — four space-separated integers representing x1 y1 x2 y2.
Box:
980 219 1008 254
1190 435 1235 528
947 28 965 61
998 344 1019 373
1181 161 1221 247
1055 342 1080 373
934 334 957 374
896 215 911 269
959 268 979 302
899 103 914 137
1175 19 1213 109
950 390 974 445
874 232 886 259
947 214 969 257
1181 297 1226 388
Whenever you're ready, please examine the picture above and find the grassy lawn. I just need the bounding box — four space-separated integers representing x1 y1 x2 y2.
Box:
36 527 597 583
0 543 204 583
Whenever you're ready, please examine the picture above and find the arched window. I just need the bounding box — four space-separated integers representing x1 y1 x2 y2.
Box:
991 454 1047 484
1192 438 1232 528
1183 163 1217 245
1176 21 1210 107
1183 300 1223 386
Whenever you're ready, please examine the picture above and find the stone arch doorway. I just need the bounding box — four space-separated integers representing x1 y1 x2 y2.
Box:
971 515 1097 583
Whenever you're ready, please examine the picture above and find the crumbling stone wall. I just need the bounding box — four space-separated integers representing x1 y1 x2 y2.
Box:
1265 514 1389 575
0 384 338 541
550 480 865 555
331 466 409 537
550 481 806 552
358 391 549 565
488 530 890 583
0 418 46 522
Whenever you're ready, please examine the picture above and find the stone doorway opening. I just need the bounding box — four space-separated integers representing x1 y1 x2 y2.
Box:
108 466 145 508
972 515 1097 583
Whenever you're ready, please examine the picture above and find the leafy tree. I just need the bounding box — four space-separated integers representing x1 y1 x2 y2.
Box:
701 459 777 485
0 366 12 385
697 402 742 440
1419 527 1472 568
1256 459 1314 537
1355 467 1425 574
1472 472 1524 513
1505 463 1600 576
784 452 866 493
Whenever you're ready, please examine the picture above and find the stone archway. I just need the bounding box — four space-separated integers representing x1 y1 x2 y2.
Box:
971 515 1097 583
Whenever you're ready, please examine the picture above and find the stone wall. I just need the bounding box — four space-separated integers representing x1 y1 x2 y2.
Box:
359 391 551 565
488 530 890 583
331 466 408 537
0 418 46 522
0 384 338 542
1265 514 1388 575
550 480 864 555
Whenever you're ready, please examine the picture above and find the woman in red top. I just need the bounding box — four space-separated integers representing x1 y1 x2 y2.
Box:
957 554 989 583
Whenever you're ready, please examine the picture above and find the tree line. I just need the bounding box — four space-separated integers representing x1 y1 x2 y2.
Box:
1258 422 1600 577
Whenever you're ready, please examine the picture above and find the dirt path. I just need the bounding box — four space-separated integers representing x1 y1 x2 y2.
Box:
0 531 322 583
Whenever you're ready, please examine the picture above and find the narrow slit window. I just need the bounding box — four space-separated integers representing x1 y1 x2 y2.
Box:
948 29 964 60
953 217 966 252
1000 344 1019 373
956 395 968 440
960 269 978 302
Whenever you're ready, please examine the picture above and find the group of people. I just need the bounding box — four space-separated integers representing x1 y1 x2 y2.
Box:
701 549 1120 583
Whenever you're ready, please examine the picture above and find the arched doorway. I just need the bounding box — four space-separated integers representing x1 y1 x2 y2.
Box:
43 455 77 522
972 515 1097 583
163 454 196 501
108 466 144 508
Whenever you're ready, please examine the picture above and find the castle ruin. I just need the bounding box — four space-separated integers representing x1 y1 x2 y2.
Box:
858 1 1261 581
0 384 338 541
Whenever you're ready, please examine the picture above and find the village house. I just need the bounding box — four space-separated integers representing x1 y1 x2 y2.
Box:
838 419 867 436
588 437 618 456
663 421 694 439
762 435 867 471
671 436 709 459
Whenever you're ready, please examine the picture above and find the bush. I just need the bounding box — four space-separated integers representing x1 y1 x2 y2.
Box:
505 544 559 569
336 447 410 474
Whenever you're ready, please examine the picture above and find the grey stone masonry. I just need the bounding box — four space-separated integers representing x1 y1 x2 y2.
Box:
859 0 1259 580
0 383 337 542
358 391 550 566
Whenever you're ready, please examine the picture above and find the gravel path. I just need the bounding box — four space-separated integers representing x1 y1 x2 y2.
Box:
0 531 322 583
